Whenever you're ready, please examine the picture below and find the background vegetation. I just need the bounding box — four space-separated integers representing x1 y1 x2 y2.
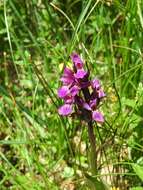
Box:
0 0 143 189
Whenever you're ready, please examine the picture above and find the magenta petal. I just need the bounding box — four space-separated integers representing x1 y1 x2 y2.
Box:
70 85 80 96
60 77 73 85
71 53 83 69
98 89 106 98
58 86 69 98
60 67 74 85
83 103 92 111
92 111 104 123
58 104 72 116
91 79 100 89
63 67 74 76
74 69 87 79
89 99 97 109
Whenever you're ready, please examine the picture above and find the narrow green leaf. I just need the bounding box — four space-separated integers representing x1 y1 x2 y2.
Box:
132 164 143 181
130 187 143 190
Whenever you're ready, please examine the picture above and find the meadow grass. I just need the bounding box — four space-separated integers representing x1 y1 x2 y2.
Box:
0 0 143 189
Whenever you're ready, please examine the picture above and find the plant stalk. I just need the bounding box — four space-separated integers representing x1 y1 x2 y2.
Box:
88 121 97 175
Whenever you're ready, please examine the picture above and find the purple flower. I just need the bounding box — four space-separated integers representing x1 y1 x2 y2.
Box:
92 111 104 123
71 53 83 69
91 78 106 100
98 89 106 98
58 52 105 124
64 95 74 104
91 79 100 90
89 99 97 109
60 67 74 85
83 102 92 111
70 85 80 96
58 86 69 98
74 69 87 79
58 104 72 116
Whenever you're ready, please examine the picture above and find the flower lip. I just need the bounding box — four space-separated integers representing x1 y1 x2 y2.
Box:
92 111 104 124
58 104 72 116
98 89 106 98
74 69 87 79
58 86 69 98
70 85 80 96
83 103 92 111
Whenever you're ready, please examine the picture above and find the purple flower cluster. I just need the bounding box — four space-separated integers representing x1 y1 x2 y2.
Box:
58 53 105 124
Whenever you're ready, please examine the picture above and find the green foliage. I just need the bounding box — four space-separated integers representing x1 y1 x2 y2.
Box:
132 164 143 181
130 187 143 190
85 174 109 190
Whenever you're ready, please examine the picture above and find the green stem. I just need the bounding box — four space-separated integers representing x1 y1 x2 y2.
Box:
88 121 97 175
